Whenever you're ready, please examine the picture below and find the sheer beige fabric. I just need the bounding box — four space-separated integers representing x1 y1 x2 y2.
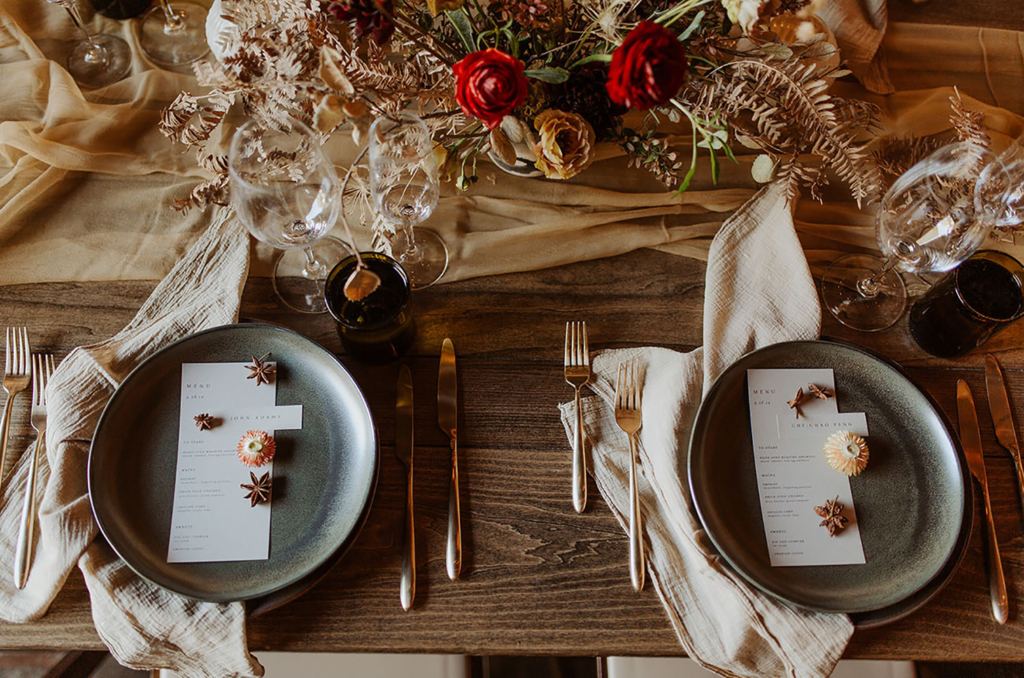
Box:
1 1 1023 287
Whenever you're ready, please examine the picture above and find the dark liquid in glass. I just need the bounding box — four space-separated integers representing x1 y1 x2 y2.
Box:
88 0 154 19
325 253 416 364
909 255 1024 358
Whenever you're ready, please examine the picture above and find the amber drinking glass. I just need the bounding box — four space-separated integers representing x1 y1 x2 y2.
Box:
325 253 416 364
909 250 1024 357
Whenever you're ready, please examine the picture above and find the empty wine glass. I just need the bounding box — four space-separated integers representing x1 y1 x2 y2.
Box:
139 0 209 66
822 142 997 332
46 0 132 89
369 113 448 288
976 134 1024 230
229 118 350 314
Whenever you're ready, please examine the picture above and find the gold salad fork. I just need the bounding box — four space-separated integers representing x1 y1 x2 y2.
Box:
0 327 31 489
615 359 645 592
15 353 54 589
564 321 590 513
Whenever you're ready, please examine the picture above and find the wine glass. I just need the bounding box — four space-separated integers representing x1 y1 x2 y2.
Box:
139 0 209 67
369 113 448 288
976 134 1024 230
822 142 998 332
46 0 132 90
229 118 350 314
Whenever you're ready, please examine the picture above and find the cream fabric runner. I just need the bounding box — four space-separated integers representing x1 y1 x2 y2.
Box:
560 181 852 678
2 2 1024 286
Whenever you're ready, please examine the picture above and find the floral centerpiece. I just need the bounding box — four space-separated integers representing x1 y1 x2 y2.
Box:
160 0 882 215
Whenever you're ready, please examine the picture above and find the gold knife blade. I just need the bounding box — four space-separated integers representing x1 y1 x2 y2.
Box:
396 365 415 610
985 354 1024 521
958 380 987 486
438 338 461 580
957 379 1009 624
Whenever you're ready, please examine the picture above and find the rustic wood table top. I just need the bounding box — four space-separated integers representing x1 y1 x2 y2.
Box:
2 248 1024 660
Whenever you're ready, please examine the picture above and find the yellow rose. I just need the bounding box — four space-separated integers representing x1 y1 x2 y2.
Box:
426 0 465 15
532 109 596 180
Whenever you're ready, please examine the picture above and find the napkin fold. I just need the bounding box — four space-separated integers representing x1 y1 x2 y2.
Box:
560 181 854 678
0 209 263 677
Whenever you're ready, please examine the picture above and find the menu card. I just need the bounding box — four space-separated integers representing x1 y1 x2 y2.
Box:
167 362 302 564
747 368 867 567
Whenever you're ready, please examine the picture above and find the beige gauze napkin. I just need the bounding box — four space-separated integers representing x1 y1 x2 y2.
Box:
561 180 854 678
0 209 264 678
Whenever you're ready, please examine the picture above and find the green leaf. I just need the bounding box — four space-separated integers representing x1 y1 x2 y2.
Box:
446 10 476 53
676 127 699 193
568 53 613 69
678 10 705 41
709 145 719 185
523 67 570 84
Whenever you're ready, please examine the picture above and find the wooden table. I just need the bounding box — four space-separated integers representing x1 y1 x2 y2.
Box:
2 249 1024 661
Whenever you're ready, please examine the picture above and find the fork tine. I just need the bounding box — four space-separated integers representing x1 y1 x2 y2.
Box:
31 355 39 406
5 328 10 376
564 322 571 366
19 328 30 376
581 322 589 367
46 354 55 402
615 362 624 409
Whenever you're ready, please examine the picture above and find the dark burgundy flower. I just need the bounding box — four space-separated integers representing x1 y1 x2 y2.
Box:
328 0 395 45
606 20 688 111
452 49 529 130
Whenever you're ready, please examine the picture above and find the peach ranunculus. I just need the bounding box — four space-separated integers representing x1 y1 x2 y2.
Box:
532 109 596 180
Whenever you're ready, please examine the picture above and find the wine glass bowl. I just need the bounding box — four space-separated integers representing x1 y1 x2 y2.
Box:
229 118 349 314
369 113 448 288
139 0 209 67
822 142 997 332
46 0 132 89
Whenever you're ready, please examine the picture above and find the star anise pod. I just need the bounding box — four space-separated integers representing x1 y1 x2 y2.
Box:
814 496 848 537
241 471 272 507
194 413 214 431
245 352 275 386
787 387 805 419
807 383 834 401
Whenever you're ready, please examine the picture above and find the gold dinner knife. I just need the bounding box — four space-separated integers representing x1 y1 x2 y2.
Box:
957 379 1009 624
396 365 415 610
438 338 462 580
985 354 1024 524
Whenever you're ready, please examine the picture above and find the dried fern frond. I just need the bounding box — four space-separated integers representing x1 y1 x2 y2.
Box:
873 135 945 191
950 87 989 150
699 56 881 206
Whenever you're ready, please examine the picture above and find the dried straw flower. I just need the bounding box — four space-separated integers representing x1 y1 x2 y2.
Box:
823 430 870 477
237 430 277 468
532 109 596 180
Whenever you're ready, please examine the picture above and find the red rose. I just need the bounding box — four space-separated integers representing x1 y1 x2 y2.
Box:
606 21 687 111
453 49 529 130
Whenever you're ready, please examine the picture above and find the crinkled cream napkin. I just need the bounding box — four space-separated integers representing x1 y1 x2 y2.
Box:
560 181 854 678
0 209 264 677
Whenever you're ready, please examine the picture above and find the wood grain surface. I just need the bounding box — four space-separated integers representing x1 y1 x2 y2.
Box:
2 248 1024 661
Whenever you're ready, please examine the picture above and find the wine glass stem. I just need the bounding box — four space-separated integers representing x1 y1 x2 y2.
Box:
400 223 423 263
60 1 106 62
857 255 899 299
157 0 185 31
301 247 327 280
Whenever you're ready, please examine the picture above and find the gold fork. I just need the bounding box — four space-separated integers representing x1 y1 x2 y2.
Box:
0 327 31 489
15 353 54 589
615 359 645 592
564 321 590 514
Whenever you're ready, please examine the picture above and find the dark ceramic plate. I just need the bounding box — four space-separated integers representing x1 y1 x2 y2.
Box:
688 339 972 616
88 323 378 602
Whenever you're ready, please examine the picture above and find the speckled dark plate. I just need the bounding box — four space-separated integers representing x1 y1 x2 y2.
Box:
88 323 378 603
688 339 971 617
